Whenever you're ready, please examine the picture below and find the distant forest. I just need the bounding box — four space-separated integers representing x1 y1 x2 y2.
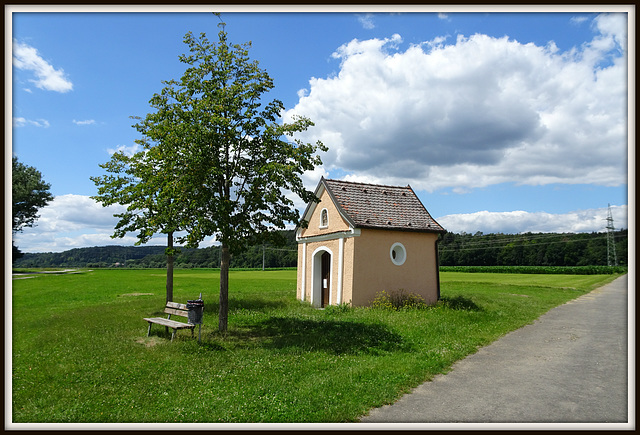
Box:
438 229 627 267
13 229 627 269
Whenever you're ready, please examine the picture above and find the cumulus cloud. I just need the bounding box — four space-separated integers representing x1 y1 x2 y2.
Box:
12 194 130 253
284 13 627 193
13 117 50 128
12 194 215 253
436 205 628 234
12 39 73 93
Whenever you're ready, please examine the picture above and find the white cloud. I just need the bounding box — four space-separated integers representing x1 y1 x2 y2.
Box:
73 119 96 125
570 16 589 25
11 194 216 253
12 39 73 93
284 13 627 193
436 205 628 234
13 117 49 128
12 194 129 253
357 13 375 29
107 143 142 157
437 13 450 21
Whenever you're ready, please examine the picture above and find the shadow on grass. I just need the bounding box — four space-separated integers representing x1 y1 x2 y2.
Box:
205 297 289 313
248 317 411 355
439 295 483 311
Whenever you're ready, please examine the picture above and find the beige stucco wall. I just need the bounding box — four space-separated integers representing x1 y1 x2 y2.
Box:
298 188 350 238
350 229 440 306
297 228 439 307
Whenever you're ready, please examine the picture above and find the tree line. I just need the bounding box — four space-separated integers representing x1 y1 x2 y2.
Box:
438 229 628 267
14 229 627 269
13 231 299 269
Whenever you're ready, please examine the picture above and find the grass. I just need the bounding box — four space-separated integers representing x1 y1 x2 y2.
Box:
11 269 622 423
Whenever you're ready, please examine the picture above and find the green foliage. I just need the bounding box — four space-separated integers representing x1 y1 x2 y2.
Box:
106 24 326 331
12 157 54 260
12 157 54 234
132 27 327 254
323 302 353 315
12 269 621 422
440 265 628 275
438 230 628 267
371 290 428 310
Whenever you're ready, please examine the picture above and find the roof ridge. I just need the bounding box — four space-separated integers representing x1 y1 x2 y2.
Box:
319 178 446 234
325 178 410 190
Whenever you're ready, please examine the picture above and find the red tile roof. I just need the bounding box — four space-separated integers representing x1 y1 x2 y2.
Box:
321 178 445 233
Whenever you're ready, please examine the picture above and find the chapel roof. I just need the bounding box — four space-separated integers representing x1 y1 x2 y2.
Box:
318 177 446 233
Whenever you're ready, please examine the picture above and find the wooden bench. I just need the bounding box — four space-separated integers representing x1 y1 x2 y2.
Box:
144 301 197 342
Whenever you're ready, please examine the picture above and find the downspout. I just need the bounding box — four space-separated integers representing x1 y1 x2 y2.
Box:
435 237 441 301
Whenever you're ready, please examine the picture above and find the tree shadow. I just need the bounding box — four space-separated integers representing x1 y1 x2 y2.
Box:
205 297 289 313
439 295 483 311
250 316 411 355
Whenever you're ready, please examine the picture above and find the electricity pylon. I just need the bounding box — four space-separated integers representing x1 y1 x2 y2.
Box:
606 204 618 266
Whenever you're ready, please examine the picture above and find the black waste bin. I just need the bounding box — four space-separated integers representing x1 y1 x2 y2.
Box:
187 299 204 325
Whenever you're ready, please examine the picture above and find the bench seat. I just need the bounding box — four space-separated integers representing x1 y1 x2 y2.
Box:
144 301 198 341
143 317 195 330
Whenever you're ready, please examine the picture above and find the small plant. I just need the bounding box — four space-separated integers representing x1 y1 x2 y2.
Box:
324 301 353 314
371 289 427 310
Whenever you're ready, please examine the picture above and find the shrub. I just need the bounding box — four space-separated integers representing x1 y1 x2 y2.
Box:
371 289 427 310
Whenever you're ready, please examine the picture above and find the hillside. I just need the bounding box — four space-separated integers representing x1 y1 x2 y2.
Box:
13 231 299 269
13 229 627 269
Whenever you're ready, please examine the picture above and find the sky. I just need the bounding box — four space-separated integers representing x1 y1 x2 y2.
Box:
8 6 632 253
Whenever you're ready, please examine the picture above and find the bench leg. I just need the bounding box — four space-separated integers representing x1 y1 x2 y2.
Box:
171 329 176 342
147 322 152 337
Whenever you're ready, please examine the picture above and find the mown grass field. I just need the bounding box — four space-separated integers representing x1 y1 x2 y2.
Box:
11 268 621 423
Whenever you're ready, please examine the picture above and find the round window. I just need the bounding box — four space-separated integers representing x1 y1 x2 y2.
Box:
390 242 406 266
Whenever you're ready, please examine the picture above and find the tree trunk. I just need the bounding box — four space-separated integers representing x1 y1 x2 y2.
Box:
219 242 230 332
166 231 174 303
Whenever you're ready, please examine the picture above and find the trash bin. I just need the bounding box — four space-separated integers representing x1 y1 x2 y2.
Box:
186 299 204 325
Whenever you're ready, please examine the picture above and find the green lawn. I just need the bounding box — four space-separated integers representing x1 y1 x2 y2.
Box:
11 269 620 423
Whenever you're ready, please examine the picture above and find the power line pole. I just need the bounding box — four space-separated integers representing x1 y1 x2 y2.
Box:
606 204 618 266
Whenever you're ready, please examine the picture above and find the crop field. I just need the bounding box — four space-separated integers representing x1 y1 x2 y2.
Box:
10 268 621 423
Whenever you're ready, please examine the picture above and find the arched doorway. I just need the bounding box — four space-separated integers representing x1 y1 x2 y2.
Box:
311 247 332 308
320 251 330 307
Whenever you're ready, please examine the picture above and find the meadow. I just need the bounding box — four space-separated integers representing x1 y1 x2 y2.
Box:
11 268 621 423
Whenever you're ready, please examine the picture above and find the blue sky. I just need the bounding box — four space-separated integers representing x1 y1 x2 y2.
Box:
9 6 631 253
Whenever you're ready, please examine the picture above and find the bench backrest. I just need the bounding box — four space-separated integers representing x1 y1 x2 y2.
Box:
164 301 189 319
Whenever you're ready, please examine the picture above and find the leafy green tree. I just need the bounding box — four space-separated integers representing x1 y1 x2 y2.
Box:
135 25 325 331
94 22 325 331
91 141 187 302
12 157 54 260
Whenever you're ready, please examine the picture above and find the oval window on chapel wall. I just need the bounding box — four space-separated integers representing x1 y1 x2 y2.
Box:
390 242 406 266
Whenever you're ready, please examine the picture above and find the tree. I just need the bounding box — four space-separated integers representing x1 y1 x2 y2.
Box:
91 138 188 302
135 24 326 331
12 157 53 260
